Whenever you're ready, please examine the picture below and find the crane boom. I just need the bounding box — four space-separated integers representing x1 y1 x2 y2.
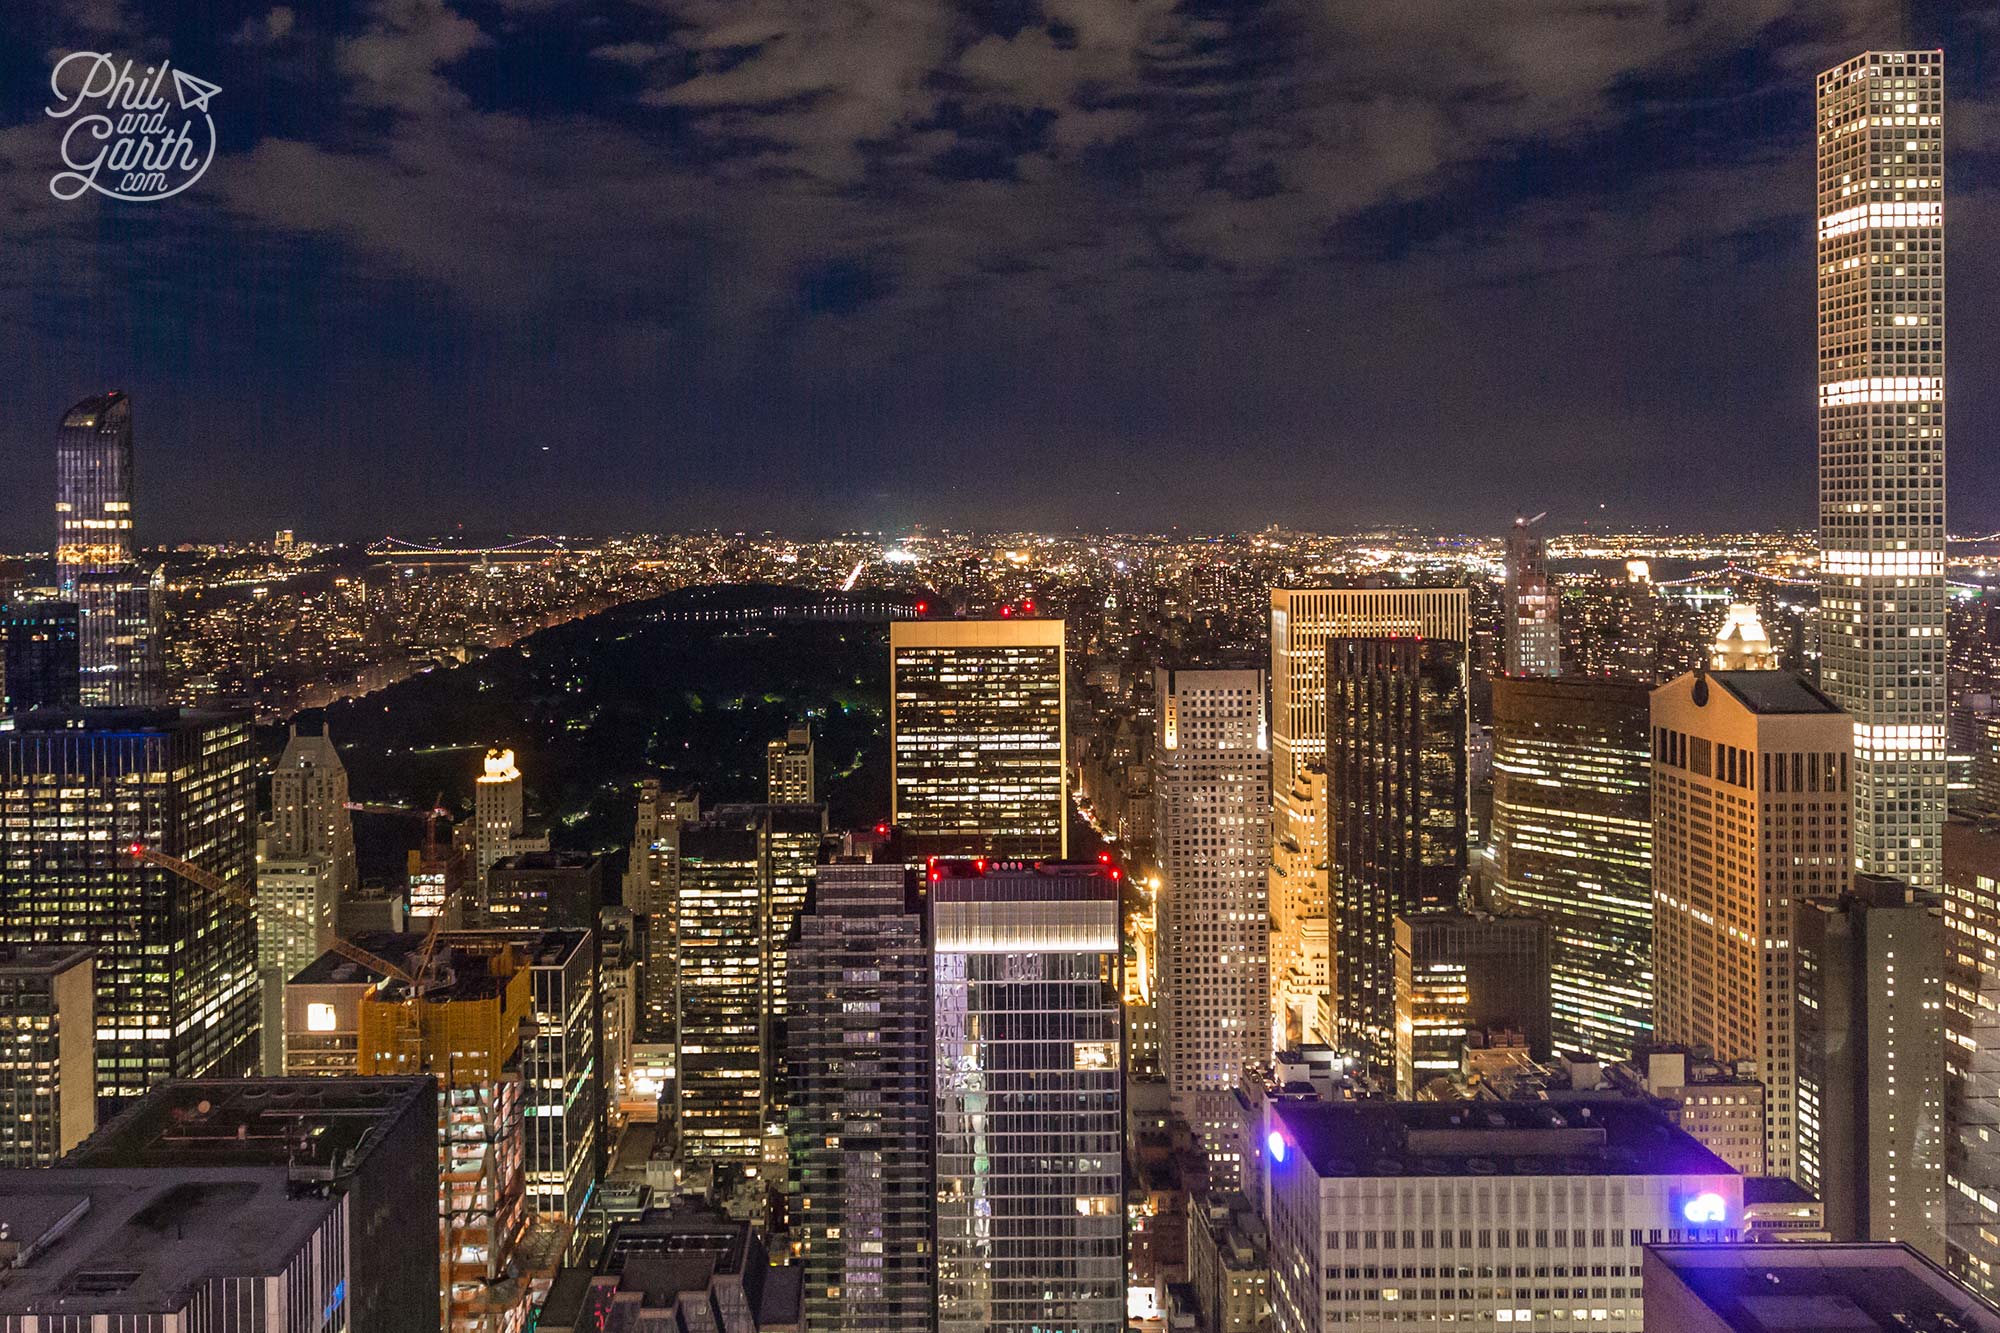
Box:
127 844 420 989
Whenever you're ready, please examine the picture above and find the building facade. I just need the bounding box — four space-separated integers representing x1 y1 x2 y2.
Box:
1651 669 1852 1181
1392 911 1550 1098
786 862 933 1332
55 391 155 707
1944 818 2000 1298
0 945 94 1166
0 708 260 1101
1796 875 1947 1260
767 722 814 804
932 862 1124 1333
1491 675 1654 1061
1327 633 1470 1079
1152 666 1271 1182
0 600 79 713
890 619 1067 860
1816 50 1948 893
1503 513 1560 677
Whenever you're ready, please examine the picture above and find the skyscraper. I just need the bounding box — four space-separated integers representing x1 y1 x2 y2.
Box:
787 862 933 1332
472 746 545 891
890 619 1067 860
1327 631 1470 1079
1503 513 1560 677
932 861 1124 1333
265 724 358 904
1153 666 1270 1184
767 721 815 804
1944 818 2000 1298
1490 675 1654 1061
1392 910 1550 1098
1795 875 1946 1259
0 601 79 713
1651 669 1852 1180
1816 50 1947 892
1268 586 1469 1052
55 391 154 707
625 780 697 1044
0 708 260 1102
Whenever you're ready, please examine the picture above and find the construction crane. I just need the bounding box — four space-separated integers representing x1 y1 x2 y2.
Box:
127 844 429 990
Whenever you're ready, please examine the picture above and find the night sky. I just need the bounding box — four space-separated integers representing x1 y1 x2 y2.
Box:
1 0 1995 543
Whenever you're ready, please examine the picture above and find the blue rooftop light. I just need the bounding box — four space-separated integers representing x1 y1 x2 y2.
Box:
1682 1192 1727 1224
1267 1129 1287 1163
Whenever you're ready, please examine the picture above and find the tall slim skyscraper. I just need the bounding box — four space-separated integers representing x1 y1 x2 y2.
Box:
1651 669 1852 1180
1944 819 2000 1298
1816 50 1947 892
1503 513 1560 677
1327 630 1470 1079
625 780 697 1044
0 708 260 1101
1796 874 1946 1259
788 863 933 1332
767 721 815 804
890 619 1067 860
1152 666 1270 1185
1268 587 1469 1052
472 746 545 892
932 861 1124 1333
1490 675 1654 1061
55 391 154 707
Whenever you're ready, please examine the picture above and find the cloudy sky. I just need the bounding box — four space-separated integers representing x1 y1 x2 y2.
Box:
0 0 1994 542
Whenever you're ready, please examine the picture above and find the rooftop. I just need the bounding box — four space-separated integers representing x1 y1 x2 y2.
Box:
1645 1243 2000 1331
66 1077 434 1177
1741 1176 1817 1206
0 944 94 977
0 1168 337 1315
1269 1098 1736 1180
1705 670 1844 716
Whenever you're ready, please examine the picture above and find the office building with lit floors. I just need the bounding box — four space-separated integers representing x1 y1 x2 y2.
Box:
1796 875 1947 1259
1651 669 1852 1182
55 391 156 707
0 708 260 1103
890 618 1067 861
0 600 79 712
65 1075 440 1333
1326 630 1470 1079
932 861 1124 1333
1264 1099 1743 1333
1392 911 1550 1098
0 945 94 1166
1490 675 1654 1062
1269 586 1469 1051
1816 50 1949 895
786 862 933 1332
767 721 814 803
1945 818 2000 1298
1152 666 1271 1184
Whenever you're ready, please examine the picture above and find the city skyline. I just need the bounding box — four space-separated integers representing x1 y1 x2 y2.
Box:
1 5 1997 542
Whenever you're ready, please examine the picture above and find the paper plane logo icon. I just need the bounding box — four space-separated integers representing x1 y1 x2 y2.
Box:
171 67 221 113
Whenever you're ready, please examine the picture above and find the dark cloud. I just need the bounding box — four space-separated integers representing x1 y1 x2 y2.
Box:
0 0 1992 542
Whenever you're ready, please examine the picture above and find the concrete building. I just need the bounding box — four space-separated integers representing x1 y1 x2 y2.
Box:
786 862 932 1332
1651 669 1852 1181
1641 1243 2000 1333
1269 587 1469 1053
932 861 1124 1333
1816 50 1949 896
1490 674 1654 1062
766 722 814 804
1393 911 1551 1098
1796 875 1947 1259
890 618 1068 860
0 1168 348 1332
0 945 93 1166
1265 1099 1743 1333
265 725 358 905
0 708 260 1102
473 747 547 890
1153 666 1271 1182
481 850 605 930
1615 1047 1767 1179
1188 1190 1271 1333
65 1075 440 1333
534 1204 802 1332
255 854 336 1075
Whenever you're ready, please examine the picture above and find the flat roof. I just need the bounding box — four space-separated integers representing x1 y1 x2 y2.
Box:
1741 1176 1817 1206
0 944 93 976
1646 1243 2000 1331
0 1168 337 1315
68 1076 434 1175
1708 671 1844 715
1270 1099 1736 1179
